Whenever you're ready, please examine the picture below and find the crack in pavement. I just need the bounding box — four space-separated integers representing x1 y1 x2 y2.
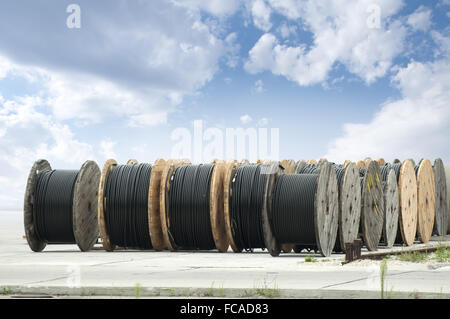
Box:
22 275 70 286
320 270 419 289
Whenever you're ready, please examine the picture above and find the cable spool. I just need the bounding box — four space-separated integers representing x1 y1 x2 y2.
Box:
358 161 385 251
379 166 399 248
99 160 153 251
164 164 216 250
296 161 361 253
278 159 296 254
433 158 448 236
209 160 230 252
271 160 339 257
148 159 167 251
223 159 248 252
227 162 280 253
413 159 436 243
343 160 352 169
334 163 361 252
24 159 100 252
377 158 386 166
160 159 191 251
445 164 450 234
356 160 366 170
385 160 417 246
364 158 372 168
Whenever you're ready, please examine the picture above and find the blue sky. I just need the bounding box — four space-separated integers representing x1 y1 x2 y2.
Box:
0 0 449 209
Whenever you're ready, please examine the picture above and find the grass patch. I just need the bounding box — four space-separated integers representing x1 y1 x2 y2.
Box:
380 259 387 299
255 284 280 298
397 251 428 262
253 278 281 298
434 245 450 262
304 256 318 263
203 281 215 297
218 283 225 298
134 283 141 299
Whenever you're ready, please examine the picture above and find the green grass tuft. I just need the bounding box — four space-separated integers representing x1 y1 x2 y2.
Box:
304 256 318 263
397 251 428 262
434 245 450 262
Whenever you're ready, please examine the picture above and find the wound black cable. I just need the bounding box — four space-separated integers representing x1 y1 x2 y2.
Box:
332 164 345 190
297 164 319 174
230 164 267 251
381 163 401 181
33 170 78 243
297 163 346 252
104 163 153 249
168 164 215 250
271 174 317 248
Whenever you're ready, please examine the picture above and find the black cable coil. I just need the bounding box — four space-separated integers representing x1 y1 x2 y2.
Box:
272 174 317 247
168 164 215 250
332 164 345 191
33 170 79 243
297 164 318 174
380 163 401 181
104 163 153 249
230 164 268 251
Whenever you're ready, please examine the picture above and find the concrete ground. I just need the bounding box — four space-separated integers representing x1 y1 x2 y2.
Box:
1 210 449 299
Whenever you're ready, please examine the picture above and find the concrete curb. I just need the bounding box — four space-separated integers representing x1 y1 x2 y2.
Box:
1 285 449 299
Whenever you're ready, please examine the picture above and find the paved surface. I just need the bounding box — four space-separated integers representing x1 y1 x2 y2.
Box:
1 210 450 298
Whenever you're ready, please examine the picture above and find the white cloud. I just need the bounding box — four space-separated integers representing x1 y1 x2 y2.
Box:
253 79 265 93
250 0 272 31
278 22 297 39
0 94 94 209
175 0 242 16
407 6 432 32
325 55 450 163
100 140 117 159
240 114 253 124
245 0 407 86
224 32 241 68
0 1 238 126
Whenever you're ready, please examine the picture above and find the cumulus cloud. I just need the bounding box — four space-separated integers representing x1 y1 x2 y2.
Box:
99 140 117 159
245 0 407 86
250 0 272 31
277 22 298 39
407 6 432 32
0 1 237 125
325 31 450 163
175 0 242 16
253 79 265 93
0 94 94 209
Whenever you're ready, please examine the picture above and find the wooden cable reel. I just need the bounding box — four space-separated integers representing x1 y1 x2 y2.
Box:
277 161 339 257
25 159 100 252
209 160 230 252
382 169 399 248
336 162 361 252
159 159 192 251
278 159 296 253
433 159 448 236
415 159 436 243
397 160 418 246
360 161 385 251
